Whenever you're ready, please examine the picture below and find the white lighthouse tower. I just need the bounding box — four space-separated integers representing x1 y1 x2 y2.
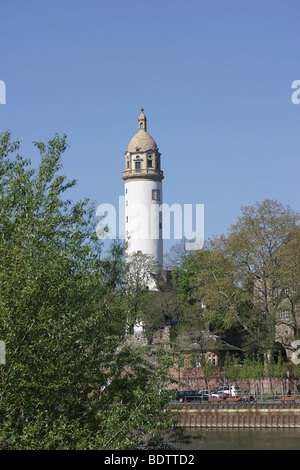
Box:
123 108 164 269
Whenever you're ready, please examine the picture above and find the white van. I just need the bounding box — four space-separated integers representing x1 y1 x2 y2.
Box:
217 386 241 397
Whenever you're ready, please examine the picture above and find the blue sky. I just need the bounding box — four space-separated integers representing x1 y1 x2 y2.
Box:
1 0 299 254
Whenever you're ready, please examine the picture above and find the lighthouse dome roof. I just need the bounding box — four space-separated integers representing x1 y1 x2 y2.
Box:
127 130 157 153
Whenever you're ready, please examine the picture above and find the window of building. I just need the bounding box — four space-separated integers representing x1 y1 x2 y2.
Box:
127 161 129 169
280 310 290 321
135 161 141 170
206 352 218 366
152 189 160 201
126 216 128 223
147 159 153 168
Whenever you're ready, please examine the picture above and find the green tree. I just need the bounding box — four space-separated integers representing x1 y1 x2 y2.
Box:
164 238 191 271
240 355 264 398
174 200 300 358
0 132 186 450
123 251 159 334
199 355 214 391
172 251 203 306
276 226 300 346
292 362 300 393
266 354 287 396
223 199 300 357
222 354 241 395
142 282 183 344
172 248 249 346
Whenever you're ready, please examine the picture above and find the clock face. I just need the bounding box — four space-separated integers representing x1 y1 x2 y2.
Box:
152 189 160 201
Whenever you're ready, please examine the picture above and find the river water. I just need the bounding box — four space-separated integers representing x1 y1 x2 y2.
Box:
184 428 300 450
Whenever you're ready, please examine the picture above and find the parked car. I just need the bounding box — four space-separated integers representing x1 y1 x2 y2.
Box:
176 390 202 403
197 390 221 400
216 386 241 397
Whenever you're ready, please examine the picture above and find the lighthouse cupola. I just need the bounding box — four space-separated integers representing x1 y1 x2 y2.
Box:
138 108 147 131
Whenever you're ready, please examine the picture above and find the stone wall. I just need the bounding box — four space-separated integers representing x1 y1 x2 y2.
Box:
172 403 300 428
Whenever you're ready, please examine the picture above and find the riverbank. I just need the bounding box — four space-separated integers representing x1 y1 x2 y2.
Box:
171 402 300 428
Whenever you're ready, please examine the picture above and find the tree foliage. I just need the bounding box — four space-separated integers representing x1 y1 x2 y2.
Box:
0 132 185 450
172 199 300 358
